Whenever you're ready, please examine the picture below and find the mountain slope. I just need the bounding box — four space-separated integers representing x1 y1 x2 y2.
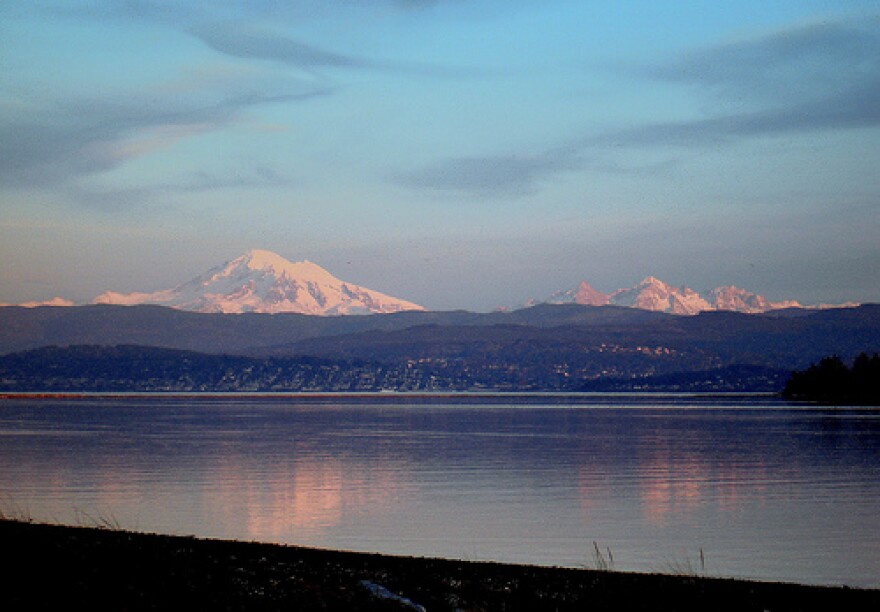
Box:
93 249 424 315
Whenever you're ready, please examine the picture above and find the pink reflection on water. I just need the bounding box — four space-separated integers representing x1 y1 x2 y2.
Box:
5 446 413 544
639 448 706 526
636 441 775 526
205 454 411 542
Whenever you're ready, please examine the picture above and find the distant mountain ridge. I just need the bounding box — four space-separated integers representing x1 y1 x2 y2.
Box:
538 276 848 315
93 249 424 315
4 248 862 315
1 303 878 392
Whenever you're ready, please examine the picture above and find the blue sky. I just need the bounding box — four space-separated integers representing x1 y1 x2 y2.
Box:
1 0 878 310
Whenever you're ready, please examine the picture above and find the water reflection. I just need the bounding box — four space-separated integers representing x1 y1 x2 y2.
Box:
0 397 879 587
635 440 769 526
205 454 409 540
639 446 705 525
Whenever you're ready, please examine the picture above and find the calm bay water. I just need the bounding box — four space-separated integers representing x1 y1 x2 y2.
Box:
1 394 878 588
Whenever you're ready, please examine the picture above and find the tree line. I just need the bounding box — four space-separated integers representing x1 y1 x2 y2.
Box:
783 353 880 404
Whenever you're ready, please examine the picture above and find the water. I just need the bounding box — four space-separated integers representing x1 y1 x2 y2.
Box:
1 394 878 588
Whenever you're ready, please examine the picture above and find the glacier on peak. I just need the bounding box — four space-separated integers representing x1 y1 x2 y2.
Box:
536 276 819 315
229 249 335 282
92 249 425 315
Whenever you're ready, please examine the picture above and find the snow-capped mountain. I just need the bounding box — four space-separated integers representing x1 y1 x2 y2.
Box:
546 281 610 307
705 285 802 314
544 276 806 315
13 297 76 308
93 249 425 315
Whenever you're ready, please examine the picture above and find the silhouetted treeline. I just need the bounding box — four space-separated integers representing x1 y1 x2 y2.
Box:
782 353 880 404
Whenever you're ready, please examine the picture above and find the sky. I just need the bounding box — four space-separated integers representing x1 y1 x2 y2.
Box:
1 0 879 311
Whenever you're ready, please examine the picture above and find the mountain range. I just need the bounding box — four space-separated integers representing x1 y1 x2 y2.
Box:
538 277 811 315
5 249 858 315
3 249 875 392
1 303 878 392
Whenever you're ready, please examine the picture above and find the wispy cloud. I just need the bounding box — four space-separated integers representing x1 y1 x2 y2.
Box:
190 22 364 69
396 17 880 198
594 80 880 148
651 19 880 101
614 17 880 145
394 148 582 198
50 2 479 76
0 87 330 190
189 20 487 79
4 1 481 200
64 167 294 212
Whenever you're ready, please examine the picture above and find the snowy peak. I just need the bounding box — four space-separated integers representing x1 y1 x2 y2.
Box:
546 281 610 307
230 249 336 283
202 250 339 292
638 276 667 288
240 248 291 271
573 281 611 306
609 278 711 314
93 250 425 315
12 297 76 308
707 285 792 314
540 277 811 315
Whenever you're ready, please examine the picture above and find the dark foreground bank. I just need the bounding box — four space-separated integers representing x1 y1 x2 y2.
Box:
3 520 877 611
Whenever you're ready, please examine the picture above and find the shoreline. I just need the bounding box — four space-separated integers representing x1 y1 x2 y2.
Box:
4 519 877 611
0 390 780 397
0 390 787 406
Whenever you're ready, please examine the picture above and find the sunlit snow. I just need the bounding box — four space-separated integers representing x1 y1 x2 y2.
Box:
93 249 425 315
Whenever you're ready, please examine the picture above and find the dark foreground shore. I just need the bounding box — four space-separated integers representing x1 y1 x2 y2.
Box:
3 519 877 611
